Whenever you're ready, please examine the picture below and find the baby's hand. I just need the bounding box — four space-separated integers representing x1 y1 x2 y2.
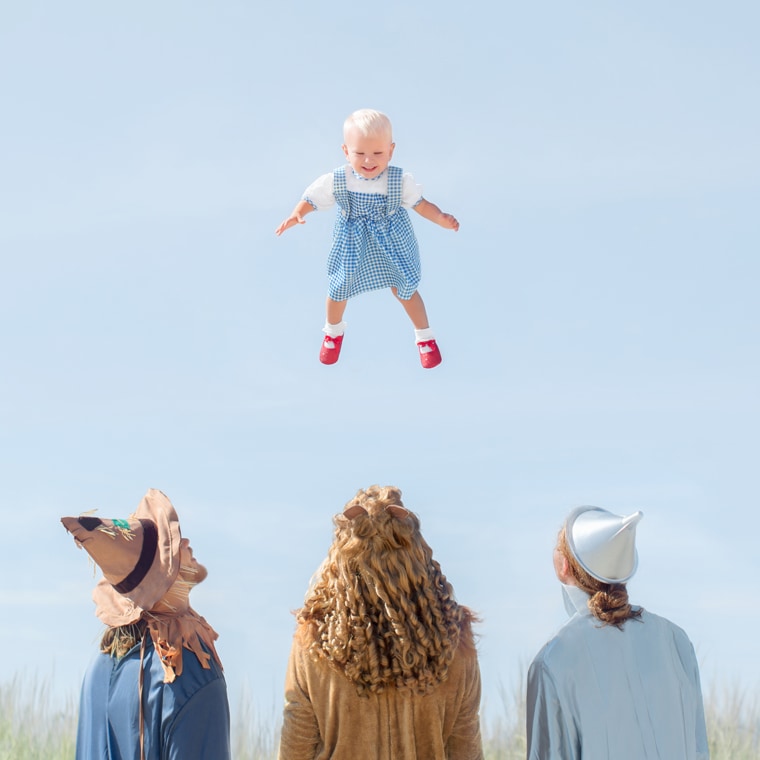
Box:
439 212 460 232
275 214 305 236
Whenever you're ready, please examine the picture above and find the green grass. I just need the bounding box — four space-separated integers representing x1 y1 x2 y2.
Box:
231 686 280 760
2 675 758 759
704 682 760 760
481 679 528 760
0 676 76 760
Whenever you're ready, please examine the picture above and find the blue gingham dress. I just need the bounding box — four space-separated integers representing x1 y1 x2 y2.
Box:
326 166 421 301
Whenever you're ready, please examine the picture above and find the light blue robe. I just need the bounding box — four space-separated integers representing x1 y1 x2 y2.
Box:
527 586 709 759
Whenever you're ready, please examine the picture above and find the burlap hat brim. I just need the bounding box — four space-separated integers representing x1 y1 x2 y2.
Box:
92 577 144 626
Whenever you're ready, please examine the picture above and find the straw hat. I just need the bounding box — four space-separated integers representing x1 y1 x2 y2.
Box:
62 489 182 626
565 506 643 584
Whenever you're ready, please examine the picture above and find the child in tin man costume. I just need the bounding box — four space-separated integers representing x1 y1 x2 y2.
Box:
62 489 230 760
526 506 709 759
276 109 459 369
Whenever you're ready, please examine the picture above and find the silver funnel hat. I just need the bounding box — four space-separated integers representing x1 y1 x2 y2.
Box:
565 506 643 584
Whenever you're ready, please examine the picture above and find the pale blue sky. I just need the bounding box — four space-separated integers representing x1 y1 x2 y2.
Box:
1 1 758 723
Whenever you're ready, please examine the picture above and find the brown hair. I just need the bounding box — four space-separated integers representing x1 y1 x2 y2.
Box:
558 527 642 629
296 485 476 697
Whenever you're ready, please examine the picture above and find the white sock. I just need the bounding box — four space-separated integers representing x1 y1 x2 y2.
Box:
323 321 346 338
414 327 435 343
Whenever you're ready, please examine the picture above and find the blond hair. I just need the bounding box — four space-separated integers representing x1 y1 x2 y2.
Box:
558 527 642 629
343 109 393 141
296 485 475 696
100 620 147 658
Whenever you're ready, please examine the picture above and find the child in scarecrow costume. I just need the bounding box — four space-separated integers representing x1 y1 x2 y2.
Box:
62 488 231 760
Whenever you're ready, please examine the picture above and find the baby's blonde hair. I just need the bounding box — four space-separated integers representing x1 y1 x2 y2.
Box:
343 109 393 141
296 485 476 697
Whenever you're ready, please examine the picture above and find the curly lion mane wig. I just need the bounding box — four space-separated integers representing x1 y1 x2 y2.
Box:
295 485 476 697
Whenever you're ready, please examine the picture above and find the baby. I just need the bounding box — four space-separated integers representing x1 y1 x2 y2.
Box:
276 109 458 369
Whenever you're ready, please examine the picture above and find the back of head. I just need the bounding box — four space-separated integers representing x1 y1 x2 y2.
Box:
62 489 222 681
297 485 474 696
558 526 642 629
344 108 393 141
61 489 182 626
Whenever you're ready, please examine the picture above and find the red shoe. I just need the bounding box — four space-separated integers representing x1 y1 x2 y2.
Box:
320 334 344 365
417 339 442 369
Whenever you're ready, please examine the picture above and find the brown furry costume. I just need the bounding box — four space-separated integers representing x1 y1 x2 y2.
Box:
278 486 483 760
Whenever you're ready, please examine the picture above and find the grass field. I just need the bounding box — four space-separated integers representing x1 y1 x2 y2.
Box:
1 675 758 759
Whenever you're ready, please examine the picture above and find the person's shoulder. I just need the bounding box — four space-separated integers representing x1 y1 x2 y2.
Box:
83 649 120 686
451 631 480 670
532 614 593 667
291 627 323 672
158 644 226 696
638 609 696 647
638 608 684 632
305 170 339 188
528 635 563 685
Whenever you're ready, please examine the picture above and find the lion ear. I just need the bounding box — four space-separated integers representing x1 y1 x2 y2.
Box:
385 505 411 520
343 505 369 520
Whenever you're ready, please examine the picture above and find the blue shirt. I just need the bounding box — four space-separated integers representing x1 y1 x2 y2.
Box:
527 587 709 759
76 637 231 760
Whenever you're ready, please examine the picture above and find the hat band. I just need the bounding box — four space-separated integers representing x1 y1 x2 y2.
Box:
113 519 158 594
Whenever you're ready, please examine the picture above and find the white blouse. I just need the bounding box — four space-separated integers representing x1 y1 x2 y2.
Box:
303 167 424 211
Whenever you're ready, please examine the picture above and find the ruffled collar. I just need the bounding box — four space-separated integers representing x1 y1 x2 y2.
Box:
141 605 222 683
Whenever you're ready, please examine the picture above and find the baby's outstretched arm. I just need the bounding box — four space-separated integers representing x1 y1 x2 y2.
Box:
275 200 316 236
413 198 459 231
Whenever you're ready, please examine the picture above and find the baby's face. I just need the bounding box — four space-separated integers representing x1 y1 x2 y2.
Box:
342 127 395 179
